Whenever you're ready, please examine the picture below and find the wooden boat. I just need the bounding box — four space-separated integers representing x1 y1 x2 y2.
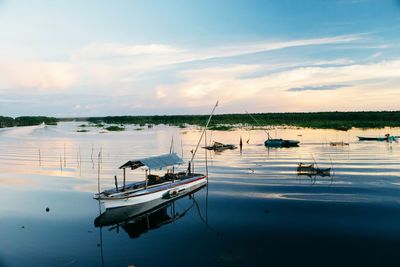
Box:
265 138 300 147
94 153 207 210
330 141 349 146
297 163 331 176
202 141 237 151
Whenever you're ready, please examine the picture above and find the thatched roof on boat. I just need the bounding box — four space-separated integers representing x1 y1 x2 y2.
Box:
119 153 184 170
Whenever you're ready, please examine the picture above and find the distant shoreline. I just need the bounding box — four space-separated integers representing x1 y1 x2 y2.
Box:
2 111 400 131
83 111 400 131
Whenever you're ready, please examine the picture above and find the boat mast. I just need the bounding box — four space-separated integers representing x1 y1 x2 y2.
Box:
246 111 270 139
189 101 219 171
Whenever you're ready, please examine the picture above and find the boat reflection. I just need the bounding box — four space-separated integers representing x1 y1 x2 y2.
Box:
94 184 207 239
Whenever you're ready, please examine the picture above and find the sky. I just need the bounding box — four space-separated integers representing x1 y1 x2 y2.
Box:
0 0 400 117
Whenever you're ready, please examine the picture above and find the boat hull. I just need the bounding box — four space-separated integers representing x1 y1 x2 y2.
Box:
358 136 386 141
358 136 398 141
94 184 206 227
96 175 207 210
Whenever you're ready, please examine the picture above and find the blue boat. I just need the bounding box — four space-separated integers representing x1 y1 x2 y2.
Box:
265 138 300 147
358 134 398 142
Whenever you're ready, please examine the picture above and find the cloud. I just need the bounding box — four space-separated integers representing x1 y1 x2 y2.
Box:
287 84 351 92
370 52 382 58
3 33 399 115
0 99 38 104
74 43 184 60
0 61 77 91
155 86 167 99
0 34 362 94
149 59 400 112
73 34 363 67
312 58 354 66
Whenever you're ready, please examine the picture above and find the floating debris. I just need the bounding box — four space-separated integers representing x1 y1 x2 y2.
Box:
297 163 331 177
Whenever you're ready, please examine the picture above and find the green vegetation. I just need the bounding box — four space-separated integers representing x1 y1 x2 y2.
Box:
88 111 400 130
0 116 58 128
105 125 125 131
0 116 14 128
208 125 234 131
77 129 89 132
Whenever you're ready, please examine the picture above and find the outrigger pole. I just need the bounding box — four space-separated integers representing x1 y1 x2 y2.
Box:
188 101 219 173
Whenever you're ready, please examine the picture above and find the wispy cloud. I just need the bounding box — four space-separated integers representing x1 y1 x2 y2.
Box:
0 34 363 93
312 58 354 66
74 43 184 60
287 84 351 92
0 99 38 104
150 59 400 111
73 34 363 67
2 33 399 115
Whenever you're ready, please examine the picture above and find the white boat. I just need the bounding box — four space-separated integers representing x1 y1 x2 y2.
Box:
94 101 218 211
94 153 207 210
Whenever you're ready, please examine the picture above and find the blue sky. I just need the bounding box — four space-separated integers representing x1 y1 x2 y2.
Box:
0 0 399 116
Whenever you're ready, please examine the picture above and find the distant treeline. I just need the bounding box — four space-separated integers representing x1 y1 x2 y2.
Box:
0 116 58 128
88 111 400 130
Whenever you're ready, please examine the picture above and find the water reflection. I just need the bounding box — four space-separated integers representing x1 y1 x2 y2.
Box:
1 122 400 266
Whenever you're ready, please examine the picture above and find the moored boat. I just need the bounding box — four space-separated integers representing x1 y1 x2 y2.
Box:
94 101 218 211
358 134 398 142
297 163 331 176
245 112 300 148
202 141 237 151
330 141 349 146
94 153 207 210
265 138 300 147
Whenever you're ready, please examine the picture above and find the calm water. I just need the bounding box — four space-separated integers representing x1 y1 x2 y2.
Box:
0 122 399 267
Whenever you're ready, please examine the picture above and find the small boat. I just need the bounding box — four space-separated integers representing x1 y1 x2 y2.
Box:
94 154 207 210
330 141 349 146
265 138 300 147
245 112 300 148
297 163 331 176
358 134 398 142
94 101 218 211
202 141 237 151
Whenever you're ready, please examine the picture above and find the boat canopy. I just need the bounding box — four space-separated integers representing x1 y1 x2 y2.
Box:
119 153 184 170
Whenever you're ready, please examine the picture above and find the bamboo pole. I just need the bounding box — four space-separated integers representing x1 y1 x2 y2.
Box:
189 101 218 164
205 130 208 179
97 151 101 193
123 168 126 191
114 175 119 191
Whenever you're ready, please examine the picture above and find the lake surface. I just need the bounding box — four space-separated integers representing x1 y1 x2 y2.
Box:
0 122 399 267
